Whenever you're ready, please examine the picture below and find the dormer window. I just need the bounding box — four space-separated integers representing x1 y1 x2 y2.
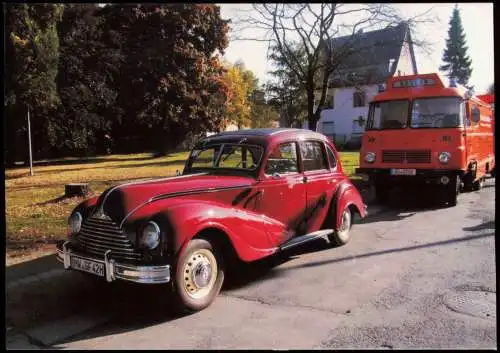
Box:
353 88 366 107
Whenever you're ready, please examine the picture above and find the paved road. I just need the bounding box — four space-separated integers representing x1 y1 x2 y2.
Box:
6 179 496 349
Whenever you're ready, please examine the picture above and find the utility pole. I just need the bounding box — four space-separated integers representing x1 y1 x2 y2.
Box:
27 104 33 176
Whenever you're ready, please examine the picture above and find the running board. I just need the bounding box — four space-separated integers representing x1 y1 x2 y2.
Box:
279 229 334 251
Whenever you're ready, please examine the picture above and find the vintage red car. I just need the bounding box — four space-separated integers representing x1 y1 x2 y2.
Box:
57 128 367 312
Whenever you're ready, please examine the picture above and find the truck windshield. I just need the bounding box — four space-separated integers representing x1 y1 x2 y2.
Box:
410 97 463 128
187 143 264 171
366 100 409 130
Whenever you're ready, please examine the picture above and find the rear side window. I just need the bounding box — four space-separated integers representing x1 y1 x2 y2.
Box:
265 142 299 175
300 141 328 171
325 145 337 169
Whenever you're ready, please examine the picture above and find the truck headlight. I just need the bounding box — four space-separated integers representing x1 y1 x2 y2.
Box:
68 212 83 234
438 152 451 164
140 221 161 250
364 152 376 163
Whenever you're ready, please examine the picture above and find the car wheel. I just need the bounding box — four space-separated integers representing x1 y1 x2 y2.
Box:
472 177 484 191
173 239 225 313
328 207 352 246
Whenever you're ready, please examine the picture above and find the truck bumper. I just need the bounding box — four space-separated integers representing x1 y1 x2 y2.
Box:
355 168 464 186
56 240 171 284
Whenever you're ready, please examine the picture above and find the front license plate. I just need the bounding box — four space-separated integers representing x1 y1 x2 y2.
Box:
70 256 105 277
390 168 416 176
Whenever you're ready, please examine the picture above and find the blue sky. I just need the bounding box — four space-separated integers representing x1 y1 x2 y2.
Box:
219 3 494 93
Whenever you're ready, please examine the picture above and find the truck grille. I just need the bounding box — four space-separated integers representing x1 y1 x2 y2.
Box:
77 216 141 261
382 149 431 164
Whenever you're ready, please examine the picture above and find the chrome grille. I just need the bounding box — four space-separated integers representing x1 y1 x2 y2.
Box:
382 149 431 164
77 216 141 260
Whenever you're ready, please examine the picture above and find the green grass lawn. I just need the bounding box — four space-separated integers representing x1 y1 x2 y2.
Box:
5 151 359 262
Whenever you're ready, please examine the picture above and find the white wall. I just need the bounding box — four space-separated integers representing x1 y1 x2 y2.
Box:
314 84 379 142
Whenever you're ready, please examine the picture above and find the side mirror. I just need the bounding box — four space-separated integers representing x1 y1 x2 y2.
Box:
272 172 281 179
176 170 181 176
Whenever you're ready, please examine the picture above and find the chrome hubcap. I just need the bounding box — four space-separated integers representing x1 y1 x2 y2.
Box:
339 210 351 233
182 249 217 299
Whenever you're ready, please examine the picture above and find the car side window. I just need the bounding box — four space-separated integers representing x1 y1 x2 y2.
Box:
325 145 337 169
300 141 328 171
265 142 299 175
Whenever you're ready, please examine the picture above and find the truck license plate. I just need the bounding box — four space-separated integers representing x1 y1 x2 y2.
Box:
70 256 105 277
390 168 416 176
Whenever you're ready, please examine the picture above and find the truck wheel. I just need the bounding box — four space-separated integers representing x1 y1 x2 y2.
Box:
172 239 225 313
445 175 460 207
328 207 352 246
374 185 389 204
472 177 484 191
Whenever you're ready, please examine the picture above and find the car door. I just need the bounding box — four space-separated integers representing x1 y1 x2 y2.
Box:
299 140 340 233
254 141 306 244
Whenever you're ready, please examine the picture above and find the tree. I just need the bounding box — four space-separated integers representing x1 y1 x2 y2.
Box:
222 60 258 129
50 4 117 156
267 43 308 128
439 5 473 88
101 4 230 153
5 4 64 163
234 4 433 131
249 85 279 128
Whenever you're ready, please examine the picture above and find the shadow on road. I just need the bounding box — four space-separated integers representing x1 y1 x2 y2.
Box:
7 228 494 348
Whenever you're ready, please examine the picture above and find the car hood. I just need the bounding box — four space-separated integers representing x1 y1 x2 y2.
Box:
94 173 255 224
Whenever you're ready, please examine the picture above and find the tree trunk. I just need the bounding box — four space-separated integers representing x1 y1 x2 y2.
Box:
65 183 92 197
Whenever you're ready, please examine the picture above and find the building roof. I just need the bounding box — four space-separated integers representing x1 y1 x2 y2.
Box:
328 22 417 88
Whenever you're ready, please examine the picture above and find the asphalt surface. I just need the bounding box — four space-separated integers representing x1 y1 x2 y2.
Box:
6 178 496 349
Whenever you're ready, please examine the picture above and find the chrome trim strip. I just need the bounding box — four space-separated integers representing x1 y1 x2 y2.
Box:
57 245 170 284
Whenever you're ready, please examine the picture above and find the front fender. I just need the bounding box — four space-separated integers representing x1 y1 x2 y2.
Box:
334 180 367 230
126 199 283 262
72 196 99 218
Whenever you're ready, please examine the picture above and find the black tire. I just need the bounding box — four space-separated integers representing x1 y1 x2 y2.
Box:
472 177 484 191
445 175 460 207
172 239 225 313
374 184 389 204
328 207 353 246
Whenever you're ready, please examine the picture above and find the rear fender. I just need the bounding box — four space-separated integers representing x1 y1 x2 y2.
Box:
127 199 282 262
334 181 367 230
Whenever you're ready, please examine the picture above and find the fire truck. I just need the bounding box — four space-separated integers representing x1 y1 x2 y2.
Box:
355 73 495 206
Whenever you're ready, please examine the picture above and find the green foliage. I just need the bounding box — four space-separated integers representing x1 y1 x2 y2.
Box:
222 60 259 129
267 43 308 128
250 86 279 128
439 5 473 88
4 3 231 161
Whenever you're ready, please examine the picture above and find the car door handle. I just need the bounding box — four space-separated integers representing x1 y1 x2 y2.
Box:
303 176 308 183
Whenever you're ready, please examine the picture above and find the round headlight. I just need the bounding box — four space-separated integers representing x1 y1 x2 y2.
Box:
438 152 451 164
68 212 83 234
364 152 376 163
141 221 160 250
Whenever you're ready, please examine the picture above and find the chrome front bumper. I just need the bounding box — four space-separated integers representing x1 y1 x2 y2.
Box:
56 241 171 284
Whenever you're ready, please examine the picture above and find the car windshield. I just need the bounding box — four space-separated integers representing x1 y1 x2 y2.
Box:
410 97 463 128
366 100 409 130
187 143 264 171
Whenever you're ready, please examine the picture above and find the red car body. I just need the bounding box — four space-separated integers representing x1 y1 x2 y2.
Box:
57 128 366 311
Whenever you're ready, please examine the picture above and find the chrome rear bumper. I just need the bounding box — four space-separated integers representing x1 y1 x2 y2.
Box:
56 241 171 284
